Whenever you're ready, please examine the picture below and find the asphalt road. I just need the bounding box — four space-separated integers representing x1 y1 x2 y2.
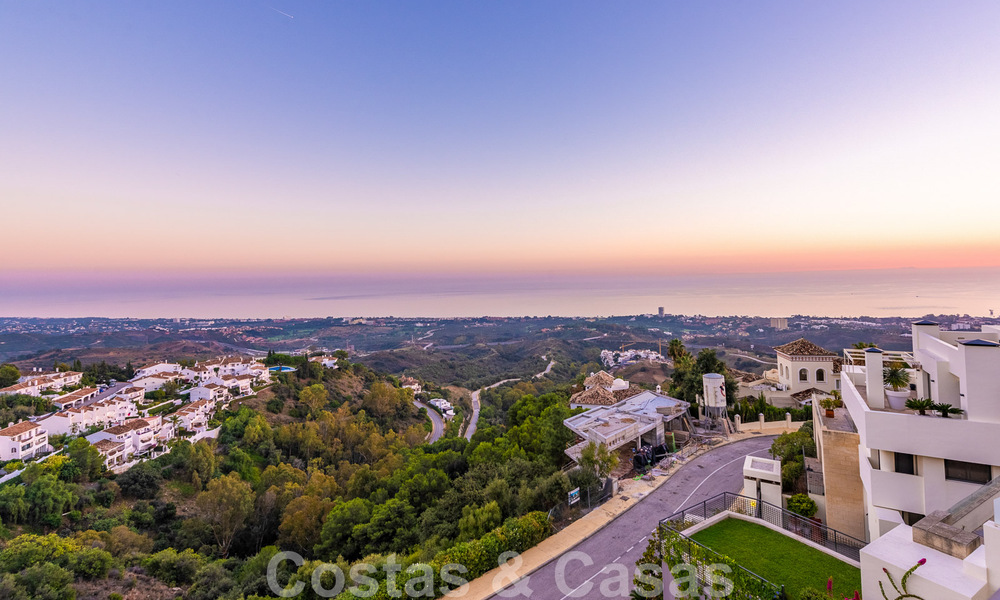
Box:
465 378 519 440
487 435 776 600
413 399 445 443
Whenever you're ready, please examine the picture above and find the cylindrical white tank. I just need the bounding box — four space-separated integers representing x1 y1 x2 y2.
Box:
702 373 727 416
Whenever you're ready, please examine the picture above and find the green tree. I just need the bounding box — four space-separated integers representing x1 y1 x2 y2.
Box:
0 364 19 388
25 474 75 527
195 472 254 557
314 498 373 560
116 461 161 499
65 437 103 482
278 495 335 554
458 501 502 542
579 441 619 479
0 484 28 524
787 493 818 518
299 384 328 413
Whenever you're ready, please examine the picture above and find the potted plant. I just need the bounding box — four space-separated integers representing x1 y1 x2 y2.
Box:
934 403 965 418
905 398 935 416
819 398 839 418
883 362 911 410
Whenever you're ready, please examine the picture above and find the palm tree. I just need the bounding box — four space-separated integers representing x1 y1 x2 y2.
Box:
934 403 964 418
905 398 935 415
667 339 687 362
883 363 910 392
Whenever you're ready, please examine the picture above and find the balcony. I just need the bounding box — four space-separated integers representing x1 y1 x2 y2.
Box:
842 374 1000 465
870 469 926 515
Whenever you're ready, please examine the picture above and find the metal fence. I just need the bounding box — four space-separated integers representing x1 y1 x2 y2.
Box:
657 528 783 600
659 492 866 562
547 480 614 531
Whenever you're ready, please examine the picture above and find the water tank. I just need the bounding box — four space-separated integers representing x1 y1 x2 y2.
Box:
702 373 727 416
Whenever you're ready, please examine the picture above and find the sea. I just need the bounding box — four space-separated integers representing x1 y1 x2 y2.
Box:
3 267 1000 319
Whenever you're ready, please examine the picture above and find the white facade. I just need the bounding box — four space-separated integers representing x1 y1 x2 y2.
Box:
0 421 49 461
840 322 1000 541
173 399 215 432
774 339 840 395
87 417 160 458
133 362 182 379
39 395 138 436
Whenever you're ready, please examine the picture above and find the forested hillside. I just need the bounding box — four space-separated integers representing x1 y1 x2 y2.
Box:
0 359 589 599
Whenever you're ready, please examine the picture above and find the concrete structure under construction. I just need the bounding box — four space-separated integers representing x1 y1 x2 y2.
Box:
563 389 689 461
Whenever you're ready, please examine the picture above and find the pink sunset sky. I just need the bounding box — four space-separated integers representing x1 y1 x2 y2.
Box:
2 2 1000 286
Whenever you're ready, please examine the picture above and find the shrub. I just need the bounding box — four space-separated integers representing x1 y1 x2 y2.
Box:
0 533 81 572
142 547 204 586
18 562 74 600
110 594 124 600
69 547 114 579
787 494 818 519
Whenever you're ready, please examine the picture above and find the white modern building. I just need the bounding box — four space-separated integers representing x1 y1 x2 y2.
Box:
837 322 1000 541
563 389 690 460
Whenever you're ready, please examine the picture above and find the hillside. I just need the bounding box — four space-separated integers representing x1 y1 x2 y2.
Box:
12 339 238 369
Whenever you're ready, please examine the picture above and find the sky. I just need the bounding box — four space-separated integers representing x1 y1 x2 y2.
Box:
2 1 1000 283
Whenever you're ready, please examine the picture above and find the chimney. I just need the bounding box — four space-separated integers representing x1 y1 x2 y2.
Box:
865 348 885 409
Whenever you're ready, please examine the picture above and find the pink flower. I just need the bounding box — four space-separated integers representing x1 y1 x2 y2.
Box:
827 577 833 592
918 558 927 565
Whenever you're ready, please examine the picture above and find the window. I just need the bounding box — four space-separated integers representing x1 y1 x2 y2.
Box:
945 460 992 484
816 369 825 383
799 368 808 382
894 452 916 475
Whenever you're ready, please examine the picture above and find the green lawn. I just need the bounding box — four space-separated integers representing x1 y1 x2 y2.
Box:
689 518 861 600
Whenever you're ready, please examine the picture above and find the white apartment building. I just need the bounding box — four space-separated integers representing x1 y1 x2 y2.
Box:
87 417 160 459
113 386 146 403
92 438 127 469
133 362 182 379
174 399 215 432
0 379 43 396
130 371 184 392
0 421 49 461
189 383 229 403
39 395 138 436
834 321 1000 542
0 370 84 397
51 387 99 410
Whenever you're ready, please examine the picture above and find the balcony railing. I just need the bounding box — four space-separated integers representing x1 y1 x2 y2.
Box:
843 348 915 367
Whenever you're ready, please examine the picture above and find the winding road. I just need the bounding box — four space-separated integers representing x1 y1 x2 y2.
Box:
413 399 444 443
465 377 521 440
485 435 777 599
534 356 556 379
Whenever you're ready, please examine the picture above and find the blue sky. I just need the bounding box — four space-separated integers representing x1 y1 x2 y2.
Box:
2 1 999 276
